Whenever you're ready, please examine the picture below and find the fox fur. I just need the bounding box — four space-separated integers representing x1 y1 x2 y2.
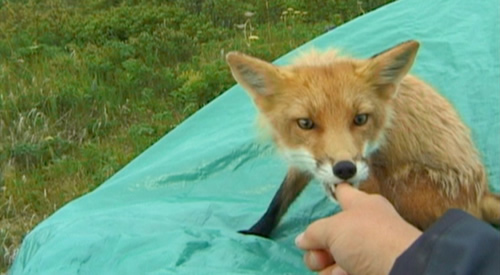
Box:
226 40 500 237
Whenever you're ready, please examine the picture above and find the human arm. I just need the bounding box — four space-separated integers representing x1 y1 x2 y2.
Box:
390 209 500 275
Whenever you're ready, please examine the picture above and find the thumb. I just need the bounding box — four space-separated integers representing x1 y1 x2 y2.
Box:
335 183 367 210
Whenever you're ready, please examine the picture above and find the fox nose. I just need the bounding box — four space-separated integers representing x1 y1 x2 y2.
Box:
333 161 357 180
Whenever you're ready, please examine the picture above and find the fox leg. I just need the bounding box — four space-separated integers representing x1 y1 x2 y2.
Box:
481 192 500 226
239 167 311 238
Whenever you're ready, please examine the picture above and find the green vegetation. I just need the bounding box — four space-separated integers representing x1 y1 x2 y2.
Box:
0 0 393 271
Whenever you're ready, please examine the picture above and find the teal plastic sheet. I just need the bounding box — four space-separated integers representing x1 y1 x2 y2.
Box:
10 0 500 274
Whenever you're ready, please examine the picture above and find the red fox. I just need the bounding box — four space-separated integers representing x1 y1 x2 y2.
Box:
226 40 500 238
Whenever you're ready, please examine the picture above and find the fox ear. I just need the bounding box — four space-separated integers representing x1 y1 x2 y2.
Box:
365 40 420 98
226 52 288 98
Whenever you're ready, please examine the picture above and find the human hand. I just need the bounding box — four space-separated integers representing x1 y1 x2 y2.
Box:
295 183 422 275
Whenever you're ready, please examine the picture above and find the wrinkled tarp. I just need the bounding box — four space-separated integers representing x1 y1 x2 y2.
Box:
10 0 500 274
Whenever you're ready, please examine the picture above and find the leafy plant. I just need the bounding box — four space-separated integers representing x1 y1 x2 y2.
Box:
0 0 394 272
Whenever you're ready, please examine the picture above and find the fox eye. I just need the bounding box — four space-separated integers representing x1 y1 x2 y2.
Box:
297 118 315 130
353 114 369 126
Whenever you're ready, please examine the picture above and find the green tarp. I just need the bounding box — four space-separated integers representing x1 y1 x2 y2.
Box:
10 0 500 274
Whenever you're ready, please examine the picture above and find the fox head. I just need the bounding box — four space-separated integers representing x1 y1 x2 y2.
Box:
226 41 419 188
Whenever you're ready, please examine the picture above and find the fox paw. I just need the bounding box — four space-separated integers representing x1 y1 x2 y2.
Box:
238 229 271 238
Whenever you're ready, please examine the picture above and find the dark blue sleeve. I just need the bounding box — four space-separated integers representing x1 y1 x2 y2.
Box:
390 209 500 275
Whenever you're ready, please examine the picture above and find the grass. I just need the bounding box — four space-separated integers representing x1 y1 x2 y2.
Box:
0 0 393 272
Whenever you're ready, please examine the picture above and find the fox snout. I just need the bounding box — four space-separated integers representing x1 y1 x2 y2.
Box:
282 147 370 187
332 160 357 180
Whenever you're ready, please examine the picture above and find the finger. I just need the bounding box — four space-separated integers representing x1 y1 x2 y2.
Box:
295 217 338 250
318 265 335 275
303 249 335 271
331 265 348 275
335 183 366 210
318 264 347 275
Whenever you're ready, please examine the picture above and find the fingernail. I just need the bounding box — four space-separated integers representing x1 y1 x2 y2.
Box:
295 232 304 246
331 266 348 275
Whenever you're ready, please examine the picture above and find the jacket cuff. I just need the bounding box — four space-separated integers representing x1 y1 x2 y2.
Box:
389 209 468 275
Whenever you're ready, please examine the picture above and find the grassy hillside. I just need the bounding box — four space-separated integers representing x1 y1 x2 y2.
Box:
0 0 393 271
